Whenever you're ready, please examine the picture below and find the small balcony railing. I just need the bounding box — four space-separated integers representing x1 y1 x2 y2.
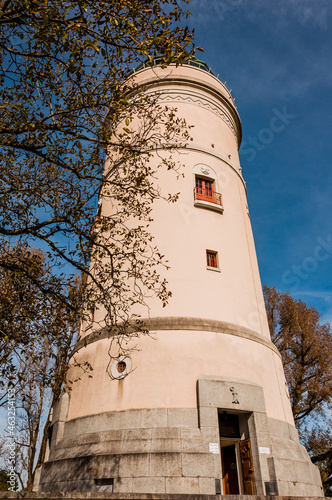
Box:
194 187 223 207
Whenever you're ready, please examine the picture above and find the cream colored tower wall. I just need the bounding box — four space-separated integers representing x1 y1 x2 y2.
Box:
94 65 269 335
67 333 293 424
67 65 293 424
39 64 323 497
134 154 269 335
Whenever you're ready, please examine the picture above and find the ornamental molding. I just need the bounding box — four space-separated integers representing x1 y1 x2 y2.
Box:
230 386 240 405
146 88 240 144
200 167 211 175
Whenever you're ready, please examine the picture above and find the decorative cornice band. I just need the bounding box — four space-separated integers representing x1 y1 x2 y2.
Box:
134 72 242 146
75 317 280 358
154 90 239 144
129 66 242 145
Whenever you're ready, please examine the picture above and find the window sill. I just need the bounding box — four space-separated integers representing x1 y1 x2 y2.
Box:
206 266 221 273
194 199 224 213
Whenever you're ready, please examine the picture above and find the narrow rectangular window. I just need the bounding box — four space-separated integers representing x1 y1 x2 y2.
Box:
196 177 203 194
207 250 218 268
204 180 213 198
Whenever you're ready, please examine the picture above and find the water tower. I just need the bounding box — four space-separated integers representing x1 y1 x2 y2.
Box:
39 61 323 497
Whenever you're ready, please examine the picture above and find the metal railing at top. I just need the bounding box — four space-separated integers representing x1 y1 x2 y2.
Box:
131 57 215 76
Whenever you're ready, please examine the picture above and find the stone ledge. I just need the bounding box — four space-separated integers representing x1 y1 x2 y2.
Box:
74 317 280 358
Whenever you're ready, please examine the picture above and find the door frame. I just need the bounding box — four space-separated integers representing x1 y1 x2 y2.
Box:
220 438 244 494
197 376 271 495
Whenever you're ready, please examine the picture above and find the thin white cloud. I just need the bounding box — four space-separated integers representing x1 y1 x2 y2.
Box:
292 290 332 304
241 0 330 29
190 0 332 100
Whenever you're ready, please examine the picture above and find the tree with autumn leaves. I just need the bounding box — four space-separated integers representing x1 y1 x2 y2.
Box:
0 244 85 490
0 1 198 489
0 0 197 348
264 285 332 496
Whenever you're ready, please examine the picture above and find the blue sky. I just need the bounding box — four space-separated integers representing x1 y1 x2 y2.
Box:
187 0 332 324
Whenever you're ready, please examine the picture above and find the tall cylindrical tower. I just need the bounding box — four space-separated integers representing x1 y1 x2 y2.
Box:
39 62 323 497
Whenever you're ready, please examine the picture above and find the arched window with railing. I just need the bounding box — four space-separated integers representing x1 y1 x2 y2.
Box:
192 164 223 213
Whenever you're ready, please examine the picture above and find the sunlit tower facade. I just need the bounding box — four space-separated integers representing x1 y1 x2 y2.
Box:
39 61 323 497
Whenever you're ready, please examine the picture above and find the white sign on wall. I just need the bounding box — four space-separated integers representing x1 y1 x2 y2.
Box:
259 447 270 454
209 443 220 454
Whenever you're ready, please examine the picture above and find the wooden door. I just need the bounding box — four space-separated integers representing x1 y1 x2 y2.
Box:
240 438 256 494
221 445 240 494
195 178 214 202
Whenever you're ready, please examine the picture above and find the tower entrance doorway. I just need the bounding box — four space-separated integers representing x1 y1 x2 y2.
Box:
220 442 239 494
218 411 256 495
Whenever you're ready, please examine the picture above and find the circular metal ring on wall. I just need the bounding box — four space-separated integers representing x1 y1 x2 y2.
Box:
110 356 132 380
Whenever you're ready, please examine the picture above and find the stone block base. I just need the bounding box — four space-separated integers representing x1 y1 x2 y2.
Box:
38 378 323 497
38 409 323 496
